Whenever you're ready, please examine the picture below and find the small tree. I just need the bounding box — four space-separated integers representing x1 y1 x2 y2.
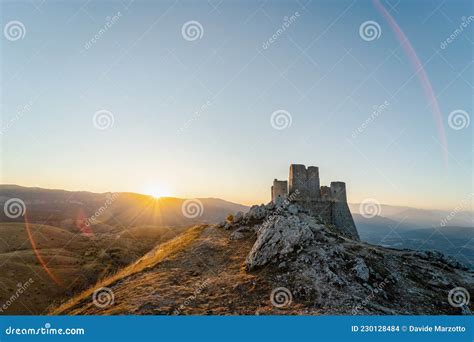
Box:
226 214 234 223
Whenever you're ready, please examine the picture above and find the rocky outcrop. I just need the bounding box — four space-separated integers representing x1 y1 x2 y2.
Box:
224 201 473 315
246 215 316 268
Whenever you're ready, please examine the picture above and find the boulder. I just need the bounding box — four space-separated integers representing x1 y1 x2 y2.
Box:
287 204 298 215
244 205 267 221
246 215 315 269
233 211 244 224
230 231 246 240
352 258 370 282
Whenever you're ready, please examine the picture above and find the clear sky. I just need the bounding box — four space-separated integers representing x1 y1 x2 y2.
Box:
1 0 472 210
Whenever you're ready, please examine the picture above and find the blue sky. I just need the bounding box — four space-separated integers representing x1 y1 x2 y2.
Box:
1 0 472 209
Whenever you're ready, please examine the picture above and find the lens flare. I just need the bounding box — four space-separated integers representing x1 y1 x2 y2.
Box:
24 215 63 286
373 0 448 165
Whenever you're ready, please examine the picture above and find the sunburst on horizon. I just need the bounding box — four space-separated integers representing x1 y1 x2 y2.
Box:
143 185 172 199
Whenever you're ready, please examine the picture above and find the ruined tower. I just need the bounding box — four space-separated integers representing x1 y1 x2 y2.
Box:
271 179 288 203
288 165 321 201
330 181 347 202
270 164 359 241
329 181 358 240
307 166 321 200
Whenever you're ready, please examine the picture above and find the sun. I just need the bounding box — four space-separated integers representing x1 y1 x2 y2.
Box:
144 185 172 199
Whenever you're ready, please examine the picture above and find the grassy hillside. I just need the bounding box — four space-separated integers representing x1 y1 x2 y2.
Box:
51 225 206 315
0 185 249 315
0 222 188 314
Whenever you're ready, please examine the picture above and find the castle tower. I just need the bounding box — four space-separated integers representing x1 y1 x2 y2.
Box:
289 164 308 200
272 179 288 203
330 182 347 202
269 164 359 241
307 166 321 200
330 181 359 240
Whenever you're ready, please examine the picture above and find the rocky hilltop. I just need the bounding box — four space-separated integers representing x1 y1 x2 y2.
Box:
53 201 473 315
239 202 472 314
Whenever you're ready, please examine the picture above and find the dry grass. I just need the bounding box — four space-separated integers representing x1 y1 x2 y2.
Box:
51 225 206 315
50 224 313 315
0 222 189 314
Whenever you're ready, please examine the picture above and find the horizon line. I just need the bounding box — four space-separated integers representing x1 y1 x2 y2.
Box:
0 183 471 213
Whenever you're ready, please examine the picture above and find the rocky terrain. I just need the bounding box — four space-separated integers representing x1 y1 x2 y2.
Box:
53 201 473 315
241 202 472 314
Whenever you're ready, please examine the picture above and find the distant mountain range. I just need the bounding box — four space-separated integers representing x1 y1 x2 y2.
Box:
348 202 473 269
1 185 472 269
354 213 473 269
348 203 473 228
0 185 248 231
2 185 471 229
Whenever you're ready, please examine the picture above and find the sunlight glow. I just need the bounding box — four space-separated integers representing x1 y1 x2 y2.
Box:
143 185 172 199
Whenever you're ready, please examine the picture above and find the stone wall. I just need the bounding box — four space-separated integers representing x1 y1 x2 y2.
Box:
320 186 331 201
299 201 333 224
298 200 359 240
331 201 359 240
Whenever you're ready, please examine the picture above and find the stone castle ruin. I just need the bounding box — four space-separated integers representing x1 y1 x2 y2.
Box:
271 164 359 240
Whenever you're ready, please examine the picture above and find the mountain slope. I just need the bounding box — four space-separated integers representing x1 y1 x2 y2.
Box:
355 215 474 269
0 185 249 230
52 203 473 315
0 221 188 314
349 202 473 228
